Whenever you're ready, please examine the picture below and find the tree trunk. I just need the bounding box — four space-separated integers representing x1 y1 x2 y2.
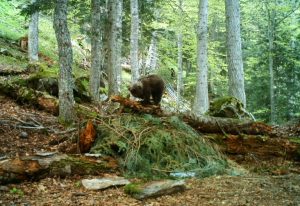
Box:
100 0 110 77
28 0 39 62
176 32 183 109
108 0 123 96
90 0 102 102
267 9 276 124
53 0 75 123
193 0 209 115
145 31 158 74
130 0 139 83
225 0 246 107
176 0 184 110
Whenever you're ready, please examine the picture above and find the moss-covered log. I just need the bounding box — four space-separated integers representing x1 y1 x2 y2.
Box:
0 153 118 184
0 81 59 115
184 115 273 135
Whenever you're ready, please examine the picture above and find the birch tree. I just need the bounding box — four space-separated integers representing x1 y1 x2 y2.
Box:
130 0 139 83
28 0 39 62
90 0 102 102
193 0 209 115
108 0 123 96
53 0 75 122
225 0 246 107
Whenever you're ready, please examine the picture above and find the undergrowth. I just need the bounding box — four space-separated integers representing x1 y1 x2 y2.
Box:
91 114 230 179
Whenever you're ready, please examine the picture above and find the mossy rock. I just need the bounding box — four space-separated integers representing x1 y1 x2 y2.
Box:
26 62 49 73
208 96 251 119
25 69 92 102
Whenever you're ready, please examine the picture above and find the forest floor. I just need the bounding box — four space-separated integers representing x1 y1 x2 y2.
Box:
0 95 300 206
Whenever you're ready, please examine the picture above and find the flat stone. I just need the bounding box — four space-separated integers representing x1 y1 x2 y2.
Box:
132 179 186 200
82 177 130 190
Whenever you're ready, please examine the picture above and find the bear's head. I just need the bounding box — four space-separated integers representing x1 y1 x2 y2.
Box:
129 82 144 98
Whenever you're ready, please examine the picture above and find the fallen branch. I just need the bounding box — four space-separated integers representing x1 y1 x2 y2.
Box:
0 117 76 134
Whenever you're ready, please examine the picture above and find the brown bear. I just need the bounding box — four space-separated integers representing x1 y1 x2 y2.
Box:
129 74 165 105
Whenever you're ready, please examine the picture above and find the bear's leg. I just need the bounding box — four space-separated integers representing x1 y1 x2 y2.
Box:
152 91 163 105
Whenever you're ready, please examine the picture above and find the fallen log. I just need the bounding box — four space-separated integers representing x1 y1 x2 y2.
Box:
207 134 300 162
0 152 118 185
0 82 58 115
111 95 272 136
183 115 273 136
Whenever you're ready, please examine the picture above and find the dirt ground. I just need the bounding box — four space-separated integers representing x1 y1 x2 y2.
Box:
0 95 300 206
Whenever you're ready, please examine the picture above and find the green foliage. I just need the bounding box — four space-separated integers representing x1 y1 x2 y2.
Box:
74 181 81 188
124 183 142 195
0 1 26 39
10 187 24 197
242 0 300 123
91 114 229 179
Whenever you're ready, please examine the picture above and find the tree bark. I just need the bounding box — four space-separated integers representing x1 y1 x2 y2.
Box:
130 0 140 83
53 0 75 123
90 0 102 102
225 0 246 107
193 0 209 115
108 0 123 96
28 0 39 62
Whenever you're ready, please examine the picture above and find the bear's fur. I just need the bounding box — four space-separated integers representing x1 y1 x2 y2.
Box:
129 74 165 105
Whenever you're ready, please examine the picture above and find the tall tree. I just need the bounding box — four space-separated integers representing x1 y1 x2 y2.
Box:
225 0 246 107
90 0 102 102
193 0 209 115
108 0 123 96
28 0 39 62
176 0 183 109
130 0 139 83
53 0 75 123
266 2 276 123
